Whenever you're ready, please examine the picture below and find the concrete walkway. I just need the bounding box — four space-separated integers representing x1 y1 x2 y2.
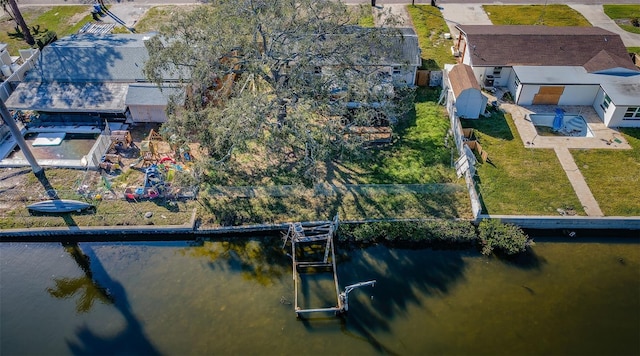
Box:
553 147 604 217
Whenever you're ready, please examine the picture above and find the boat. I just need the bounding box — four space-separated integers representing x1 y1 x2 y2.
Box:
27 199 95 214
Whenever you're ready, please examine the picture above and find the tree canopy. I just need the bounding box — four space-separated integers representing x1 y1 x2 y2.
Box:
144 0 413 183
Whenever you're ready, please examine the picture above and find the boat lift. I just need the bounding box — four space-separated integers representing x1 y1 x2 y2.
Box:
282 215 376 317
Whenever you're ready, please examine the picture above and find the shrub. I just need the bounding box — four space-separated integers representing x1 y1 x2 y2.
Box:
478 219 530 255
337 220 477 247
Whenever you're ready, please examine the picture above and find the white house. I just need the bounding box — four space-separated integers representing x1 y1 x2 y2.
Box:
444 63 487 119
453 25 640 127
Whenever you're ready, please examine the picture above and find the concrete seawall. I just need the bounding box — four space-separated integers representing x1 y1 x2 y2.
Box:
1 214 638 242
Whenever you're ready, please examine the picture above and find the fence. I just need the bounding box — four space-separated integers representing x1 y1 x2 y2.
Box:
447 89 483 220
0 49 40 102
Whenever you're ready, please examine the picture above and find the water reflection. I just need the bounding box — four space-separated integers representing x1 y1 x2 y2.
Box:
47 243 114 313
183 237 290 286
46 243 160 355
2 237 637 355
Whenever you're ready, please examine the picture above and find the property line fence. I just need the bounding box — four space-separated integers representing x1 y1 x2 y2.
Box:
447 90 483 220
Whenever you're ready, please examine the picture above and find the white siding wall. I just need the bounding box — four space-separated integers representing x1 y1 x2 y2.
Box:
128 105 168 123
606 105 640 128
517 84 599 105
557 85 600 105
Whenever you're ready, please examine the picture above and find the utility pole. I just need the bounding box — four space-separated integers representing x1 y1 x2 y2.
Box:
0 99 43 176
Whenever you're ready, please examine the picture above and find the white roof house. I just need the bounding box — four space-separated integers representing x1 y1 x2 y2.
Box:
452 25 640 127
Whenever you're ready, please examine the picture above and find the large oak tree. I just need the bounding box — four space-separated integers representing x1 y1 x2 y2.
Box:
144 0 413 182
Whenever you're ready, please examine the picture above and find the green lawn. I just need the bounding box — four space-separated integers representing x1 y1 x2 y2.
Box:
604 5 640 34
571 129 640 216
341 88 456 185
461 111 585 216
483 5 591 26
0 6 93 55
406 5 455 70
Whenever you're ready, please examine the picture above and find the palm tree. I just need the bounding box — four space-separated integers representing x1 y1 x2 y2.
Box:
1 0 35 46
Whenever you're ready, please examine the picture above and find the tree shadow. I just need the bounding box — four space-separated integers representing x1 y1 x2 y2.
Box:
336 245 468 333
46 243 161 355
494 248 546 271
460 110 515 141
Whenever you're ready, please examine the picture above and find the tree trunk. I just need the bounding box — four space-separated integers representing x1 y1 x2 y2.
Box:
0 99 42 175
8 0 35 46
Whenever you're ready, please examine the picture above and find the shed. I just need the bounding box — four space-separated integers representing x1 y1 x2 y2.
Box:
448 64 487 119
125 84 183 123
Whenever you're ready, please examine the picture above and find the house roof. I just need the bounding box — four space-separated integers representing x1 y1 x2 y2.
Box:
315 27 421 67
5 82 128 112
125 84 184 106
24 33 159 83
456 25 638 72
448 64 480 98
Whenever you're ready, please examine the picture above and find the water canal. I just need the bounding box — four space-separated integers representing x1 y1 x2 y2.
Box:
1 235 638 355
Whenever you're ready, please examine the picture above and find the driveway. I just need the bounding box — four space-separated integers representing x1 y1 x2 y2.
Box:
438 3 640 47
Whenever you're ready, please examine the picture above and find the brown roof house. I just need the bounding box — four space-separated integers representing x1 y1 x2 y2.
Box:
452 25 640 128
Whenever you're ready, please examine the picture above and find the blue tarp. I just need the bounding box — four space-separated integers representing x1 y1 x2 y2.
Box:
552 108 564 130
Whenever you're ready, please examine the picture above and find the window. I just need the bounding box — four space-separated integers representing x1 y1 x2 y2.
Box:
623 107 640 120
392 66 402 75
493 67 502 77
514 75 520 88
600 93 611 112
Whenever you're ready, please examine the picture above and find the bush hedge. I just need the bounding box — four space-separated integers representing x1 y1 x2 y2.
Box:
478 219 532 255
337 220 478 248
337 219 532 256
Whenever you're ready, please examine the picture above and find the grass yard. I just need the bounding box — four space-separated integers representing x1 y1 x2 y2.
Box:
604 5 640 34
133 5 200 33
461 111 585 216
342 88 456 184
483 5 591 26
406 5 455 70
198 186 472 226
0 6 93 56
571 129 640 216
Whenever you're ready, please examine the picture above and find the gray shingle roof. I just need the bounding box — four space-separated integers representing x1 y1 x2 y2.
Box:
5 82 128 112
25 33 155 82
457 25 638 72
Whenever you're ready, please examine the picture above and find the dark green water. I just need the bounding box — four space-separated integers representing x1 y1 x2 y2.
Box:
1 237 638 355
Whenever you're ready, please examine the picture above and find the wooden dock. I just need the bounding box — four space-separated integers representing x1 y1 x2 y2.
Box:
283 215 375 317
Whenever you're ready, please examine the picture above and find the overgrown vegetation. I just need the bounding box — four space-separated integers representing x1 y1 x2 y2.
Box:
406 5 454 70
571 129 640 216
604 5 640 34
461 111 584 215
337 219 532 256
483 5 591 26
477 219 532 255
